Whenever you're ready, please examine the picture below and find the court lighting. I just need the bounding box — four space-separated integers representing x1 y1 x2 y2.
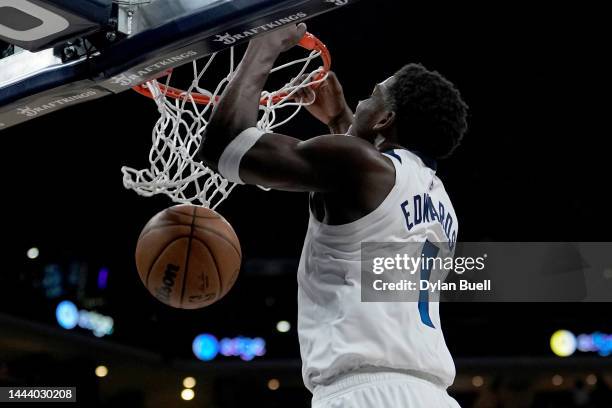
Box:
95 365 108 378
267 379 280 391
552 375 563 386
183 377 196 389
181 389 195 401
27 247 39 259
276 320 291 333
471 376 484 387
586 374 597 385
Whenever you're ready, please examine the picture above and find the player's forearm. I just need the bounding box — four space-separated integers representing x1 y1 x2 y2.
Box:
199 43 280 166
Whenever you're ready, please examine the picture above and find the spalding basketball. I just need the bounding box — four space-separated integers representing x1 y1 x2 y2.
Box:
135 204 241 309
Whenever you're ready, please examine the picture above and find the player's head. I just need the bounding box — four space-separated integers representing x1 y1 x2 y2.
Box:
350 63 468 159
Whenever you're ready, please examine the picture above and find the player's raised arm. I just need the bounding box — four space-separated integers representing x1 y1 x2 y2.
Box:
238 133 391 192
293 71 354 135
198 25 392 192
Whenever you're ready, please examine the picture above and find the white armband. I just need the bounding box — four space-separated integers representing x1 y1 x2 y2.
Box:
217 127 266 184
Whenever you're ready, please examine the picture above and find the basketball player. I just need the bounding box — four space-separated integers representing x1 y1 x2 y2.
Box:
199 23 468 407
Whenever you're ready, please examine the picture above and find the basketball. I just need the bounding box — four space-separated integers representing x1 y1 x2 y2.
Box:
135 204 241 309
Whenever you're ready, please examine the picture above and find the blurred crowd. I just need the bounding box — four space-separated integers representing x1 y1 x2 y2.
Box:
470 376 611 408
2 354 611 408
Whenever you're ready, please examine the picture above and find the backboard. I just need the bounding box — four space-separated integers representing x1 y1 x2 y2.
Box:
0 0 356 130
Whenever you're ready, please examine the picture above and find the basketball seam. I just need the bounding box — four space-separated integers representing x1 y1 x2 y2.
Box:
167 207 220 219
142 235 234 307
139 223 241 258
145 241 179 289
139 222 190 238
194 238 223 302
140 207 220 237
179 207 197 308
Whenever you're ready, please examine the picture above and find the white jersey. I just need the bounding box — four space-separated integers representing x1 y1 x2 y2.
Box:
297 149 458 393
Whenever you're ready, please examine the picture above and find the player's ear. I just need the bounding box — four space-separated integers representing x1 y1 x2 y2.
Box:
373 110 395 132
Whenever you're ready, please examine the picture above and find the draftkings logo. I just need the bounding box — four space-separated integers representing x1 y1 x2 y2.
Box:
325 0 349 5
16 90 99 117
213 12 308 45
111 74 134 87
110 50 198 86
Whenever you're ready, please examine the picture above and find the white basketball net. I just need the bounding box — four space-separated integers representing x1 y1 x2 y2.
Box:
122 46 327 209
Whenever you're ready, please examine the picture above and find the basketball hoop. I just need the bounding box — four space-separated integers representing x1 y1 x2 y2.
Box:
122 32 331 209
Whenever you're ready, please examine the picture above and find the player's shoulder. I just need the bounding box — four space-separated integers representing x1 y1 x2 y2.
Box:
298 134 392 170
300 133 377 151
384 149 438 172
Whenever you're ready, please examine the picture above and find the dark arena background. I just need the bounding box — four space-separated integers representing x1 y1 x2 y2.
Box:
1 1 610 407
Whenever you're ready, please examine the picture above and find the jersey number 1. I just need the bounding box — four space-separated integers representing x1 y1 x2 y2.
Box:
418 240 439 328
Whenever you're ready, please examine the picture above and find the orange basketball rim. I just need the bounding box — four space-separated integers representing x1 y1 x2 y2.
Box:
132 32 331 105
